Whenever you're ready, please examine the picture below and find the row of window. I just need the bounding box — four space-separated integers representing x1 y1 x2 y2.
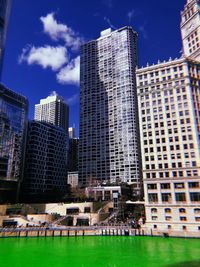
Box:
151 208 200 214
148 192 200 203
153 225 200 231
145 170 198 179
138 65 183 80
152 216 200 222
143 126 192 138
144 147 196 158
138 83 186 95
139 75 185 86
147 182 199 190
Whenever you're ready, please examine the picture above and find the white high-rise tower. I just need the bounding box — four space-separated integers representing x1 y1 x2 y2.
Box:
34 91 69 132
79 27 142 198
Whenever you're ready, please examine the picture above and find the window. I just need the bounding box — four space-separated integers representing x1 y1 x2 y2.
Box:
174 183 184 189
152 216 158 221
151 208 157 213
179 208 186 213
190 193 200 202
165 216 172 221
194 208 200 214
165 208 171 213
162 193 171 202
84 207 91 213
180 217 187 221
66 208 79 214
148 193 158 203
189 182 199 188
175 193 186 202
147 184 157 190
161 183 171 189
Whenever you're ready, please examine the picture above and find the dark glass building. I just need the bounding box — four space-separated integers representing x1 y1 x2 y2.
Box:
0 0 11 76
22 121 68 203
0 84 28 203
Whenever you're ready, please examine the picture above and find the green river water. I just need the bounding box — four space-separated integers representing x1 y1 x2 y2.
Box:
0 236 200 267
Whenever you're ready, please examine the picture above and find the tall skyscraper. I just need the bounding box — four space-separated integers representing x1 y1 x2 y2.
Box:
136 0 200 233
22 121 68 202
34 91 69 132
0 0 11 77
79 27 142 198
0 84 28 203
181 0 200 61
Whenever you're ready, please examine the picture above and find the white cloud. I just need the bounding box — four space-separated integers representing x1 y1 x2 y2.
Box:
18 45 68 71
40 13 67 40
40 13 84 50
18 12 83 86
56 56 80 85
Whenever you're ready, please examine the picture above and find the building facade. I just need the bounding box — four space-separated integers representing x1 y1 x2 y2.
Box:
181 0 200 61
0 84 28 203
68 127 78 172
22 121 68 202
0 0 11 76
67 171 79 188
79 27 142 198
68 137 79 172
69 127 75 139
34 91 69 132
137 57 200 232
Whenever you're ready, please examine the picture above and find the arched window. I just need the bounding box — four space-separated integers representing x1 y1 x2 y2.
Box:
165 208 171 213
179 208 186 213
194 208 200 214
151 208 157 213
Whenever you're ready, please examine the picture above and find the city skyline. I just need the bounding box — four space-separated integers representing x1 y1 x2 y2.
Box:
0 0 199 237
1 0 186 136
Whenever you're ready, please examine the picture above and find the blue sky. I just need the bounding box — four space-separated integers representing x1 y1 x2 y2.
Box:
2 0 186 137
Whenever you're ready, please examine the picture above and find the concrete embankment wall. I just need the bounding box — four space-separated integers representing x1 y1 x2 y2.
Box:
0 228 199 238
0 228 142 238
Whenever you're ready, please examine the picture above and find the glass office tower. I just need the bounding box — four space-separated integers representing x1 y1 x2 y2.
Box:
0 0 11 76
0 84 28 202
